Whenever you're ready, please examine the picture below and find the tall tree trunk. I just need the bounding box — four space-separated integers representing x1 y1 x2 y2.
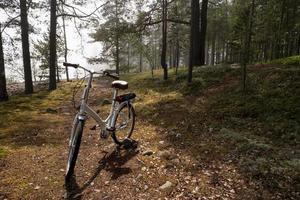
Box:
222 41 225 63
216 38 221 64
62 1 69 81
211 36 215 65
161 0 168 80
139 34 143 73
154 38 157 70
20 0 33 94
175 37 180 76
199 0 208 65
49 0 57 90
205 41 209 65
188 0 199 83
297 33 300 55
241 0 255 92
127 42 130 73
225 42 229 63
275 0 286 59
169 44 172 68
192 0 201 66
116 35 120 74
139 52 143 72
0 24 8 101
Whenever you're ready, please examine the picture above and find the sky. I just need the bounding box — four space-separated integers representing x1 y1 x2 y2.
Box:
1 0 107 82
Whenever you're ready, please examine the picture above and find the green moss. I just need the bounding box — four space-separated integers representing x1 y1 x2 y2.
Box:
0 82 73 145
0 147 7 158
267 55 300 66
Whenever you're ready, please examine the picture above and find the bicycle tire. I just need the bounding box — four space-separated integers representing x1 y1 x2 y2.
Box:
65 120 84 181
112 103 135 145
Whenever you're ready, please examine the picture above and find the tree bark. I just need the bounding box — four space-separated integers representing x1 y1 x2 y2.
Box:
161 0 168 80
199 0 208 66
297 32 300 55
188 0 200 83
0 23 8 101
169 44 172 68
211 35 215 65
115 0 120 75
20 0 33 94
127 42 130 73
241 0 255 92
192 0 201 66
175 35 180 74
49 0 57 90
139 34 143 73
116 34 120 74
62 1 69 81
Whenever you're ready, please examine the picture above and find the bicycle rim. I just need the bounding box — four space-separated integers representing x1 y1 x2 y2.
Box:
113 103 135 144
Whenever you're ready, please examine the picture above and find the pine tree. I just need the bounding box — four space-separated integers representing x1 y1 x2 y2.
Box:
0 23 9 101
20 0 33 94
49 0 57 90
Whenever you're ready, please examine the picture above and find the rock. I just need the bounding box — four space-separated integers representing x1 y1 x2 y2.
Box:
159 181 173 190
144 185 149 190
192 186 199 194
104 181 110 185
94 189 100 193
34 186 40 190
141 167 147 171
159 141 164 145
136 174 143 179
142 150 154 156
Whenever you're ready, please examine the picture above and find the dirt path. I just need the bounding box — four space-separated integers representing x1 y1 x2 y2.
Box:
0 78 291 200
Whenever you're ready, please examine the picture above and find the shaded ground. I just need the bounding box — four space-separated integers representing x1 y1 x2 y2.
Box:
0 65 299 199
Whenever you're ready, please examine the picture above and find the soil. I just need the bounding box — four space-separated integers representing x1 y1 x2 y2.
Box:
0 77 296 200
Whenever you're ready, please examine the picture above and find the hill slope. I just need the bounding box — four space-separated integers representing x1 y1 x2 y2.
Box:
0 64 299 199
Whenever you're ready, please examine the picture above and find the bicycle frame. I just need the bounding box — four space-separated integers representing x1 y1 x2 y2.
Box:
74 72 121 130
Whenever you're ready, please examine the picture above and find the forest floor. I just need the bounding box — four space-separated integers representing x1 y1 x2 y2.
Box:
0 64 299 200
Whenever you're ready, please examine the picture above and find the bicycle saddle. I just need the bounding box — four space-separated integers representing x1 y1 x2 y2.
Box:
112 80 128 90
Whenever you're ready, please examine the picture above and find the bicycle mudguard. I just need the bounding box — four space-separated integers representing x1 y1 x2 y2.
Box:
115 93 136 103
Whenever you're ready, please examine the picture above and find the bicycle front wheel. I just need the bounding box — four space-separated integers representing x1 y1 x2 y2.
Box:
112 103 135 145
65 120 84 181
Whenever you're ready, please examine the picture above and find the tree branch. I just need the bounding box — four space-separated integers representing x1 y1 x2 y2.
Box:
1 15 20 33
57 1 108 19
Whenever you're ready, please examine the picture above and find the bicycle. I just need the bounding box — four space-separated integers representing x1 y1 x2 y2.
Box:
63 62 136 181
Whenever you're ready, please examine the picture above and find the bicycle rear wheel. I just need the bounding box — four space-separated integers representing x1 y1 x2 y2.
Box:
65 120 84 181
112 103 135 145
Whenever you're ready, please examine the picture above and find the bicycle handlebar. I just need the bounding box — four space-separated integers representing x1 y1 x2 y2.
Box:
63 62 79 68
63 62 119 80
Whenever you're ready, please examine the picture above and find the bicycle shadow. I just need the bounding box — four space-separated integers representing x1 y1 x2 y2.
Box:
64 146 139 199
